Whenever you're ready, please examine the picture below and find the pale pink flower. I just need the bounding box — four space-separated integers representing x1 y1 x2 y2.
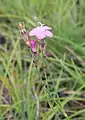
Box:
29 25 53 40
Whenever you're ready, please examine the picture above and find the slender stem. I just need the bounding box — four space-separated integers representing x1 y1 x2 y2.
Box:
32 86 39 120
26 60 33 120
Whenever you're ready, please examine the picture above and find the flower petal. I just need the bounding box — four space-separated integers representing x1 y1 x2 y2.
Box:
45 30 53 37
36 32 46 39
29 26 48 36
29 28 37 36
43 26 52 30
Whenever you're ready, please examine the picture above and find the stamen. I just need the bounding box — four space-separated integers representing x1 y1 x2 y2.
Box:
38 22 44 27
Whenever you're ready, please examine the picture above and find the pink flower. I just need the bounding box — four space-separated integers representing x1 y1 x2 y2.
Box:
30 40 37 53
29 25 53 40
25 38 36 53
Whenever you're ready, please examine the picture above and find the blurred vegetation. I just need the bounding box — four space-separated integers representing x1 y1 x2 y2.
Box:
0 0 85 119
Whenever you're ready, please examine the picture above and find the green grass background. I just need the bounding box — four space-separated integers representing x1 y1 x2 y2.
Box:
0 0 85 119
